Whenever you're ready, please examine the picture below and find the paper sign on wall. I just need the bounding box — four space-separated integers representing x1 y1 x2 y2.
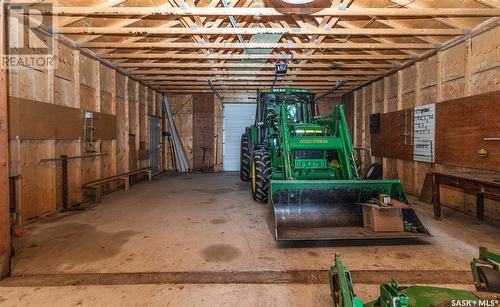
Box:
413 103 435 163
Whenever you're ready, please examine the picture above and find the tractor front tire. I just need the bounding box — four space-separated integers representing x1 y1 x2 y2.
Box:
251 149 271 203
240 133 251 182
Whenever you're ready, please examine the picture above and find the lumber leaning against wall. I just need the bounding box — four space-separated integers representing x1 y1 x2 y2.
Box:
162 93 221 172
8 38 162 226
352 25 500 221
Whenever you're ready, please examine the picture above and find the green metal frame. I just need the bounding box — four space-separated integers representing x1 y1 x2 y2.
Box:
330 254 479 307
470 246 500 291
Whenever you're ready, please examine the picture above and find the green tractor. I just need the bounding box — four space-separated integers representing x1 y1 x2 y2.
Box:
240 88 428 240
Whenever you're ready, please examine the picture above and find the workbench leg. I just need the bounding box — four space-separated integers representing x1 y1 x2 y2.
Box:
476 193 484 220
432 175 442 220
124 177 129 192
95 186 102 204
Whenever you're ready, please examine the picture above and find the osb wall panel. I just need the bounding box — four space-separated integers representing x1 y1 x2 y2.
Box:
54 77 74 107
435 91 500 171
417 55 438 106
385 73 398 112
441 42 466 100
54 42 74 81
128 81 139 171
354 90 363 152
373 80 384 113
401 65 416 109
192 93 214 170
100 140 117 180
470 26 500 95
316 97 342 115
169 94 194 169
55 141 82 208
115 74 126 98
99 64 114 94
9 66 50 103
17 141 57 223
361 86 371 174
342 92 355 140
80 85 97 112
79 55 98 88
213 96 223 172
100 92 113 115
116 74 129 175
156 93 163 116
138 85 149 169
147 88 155 116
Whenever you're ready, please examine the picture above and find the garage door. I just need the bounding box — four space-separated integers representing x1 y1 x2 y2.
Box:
223 104 256 171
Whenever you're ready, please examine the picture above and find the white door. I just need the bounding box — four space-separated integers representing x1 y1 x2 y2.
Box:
223 104 256 171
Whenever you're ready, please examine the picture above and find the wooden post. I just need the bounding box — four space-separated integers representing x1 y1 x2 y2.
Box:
0 3 12 278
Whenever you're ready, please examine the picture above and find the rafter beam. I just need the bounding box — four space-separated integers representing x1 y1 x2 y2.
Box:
83 42 436 50
45 7 500 17
56 27 465 36
118 62 394 69
144 75 367 81
389 0 470 29
475 0 500 8
105 53 411 60
133 69 380 76
152 81 363 86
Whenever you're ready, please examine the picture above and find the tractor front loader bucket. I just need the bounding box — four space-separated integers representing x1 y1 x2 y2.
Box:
271 179 429 241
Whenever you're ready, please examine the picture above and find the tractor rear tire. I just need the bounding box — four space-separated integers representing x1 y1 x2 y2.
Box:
240 133 251 182
251 149 271 203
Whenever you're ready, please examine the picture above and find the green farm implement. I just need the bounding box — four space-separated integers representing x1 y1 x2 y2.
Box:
240 88 428 240
329 248 500 306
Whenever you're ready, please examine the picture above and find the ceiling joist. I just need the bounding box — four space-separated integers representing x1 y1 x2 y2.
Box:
43 7 500 17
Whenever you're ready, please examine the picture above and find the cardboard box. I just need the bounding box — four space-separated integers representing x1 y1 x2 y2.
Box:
362 204 404 232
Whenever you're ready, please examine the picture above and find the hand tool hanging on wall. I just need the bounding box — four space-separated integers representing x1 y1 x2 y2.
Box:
162 95 189 173
39 153 105 210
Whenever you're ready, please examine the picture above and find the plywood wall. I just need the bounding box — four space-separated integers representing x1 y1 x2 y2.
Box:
8 39 162 225
352 26 500 221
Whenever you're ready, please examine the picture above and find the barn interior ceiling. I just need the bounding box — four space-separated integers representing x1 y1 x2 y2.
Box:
30 0 500 97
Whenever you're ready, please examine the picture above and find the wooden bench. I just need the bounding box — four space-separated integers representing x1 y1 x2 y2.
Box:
82 168 152 203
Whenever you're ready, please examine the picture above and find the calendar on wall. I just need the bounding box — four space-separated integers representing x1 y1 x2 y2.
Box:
413 103 436 163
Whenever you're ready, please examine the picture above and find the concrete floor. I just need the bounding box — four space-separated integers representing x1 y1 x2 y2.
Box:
0 173 498 306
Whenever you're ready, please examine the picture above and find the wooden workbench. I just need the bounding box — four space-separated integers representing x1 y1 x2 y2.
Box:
431 171 500 220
